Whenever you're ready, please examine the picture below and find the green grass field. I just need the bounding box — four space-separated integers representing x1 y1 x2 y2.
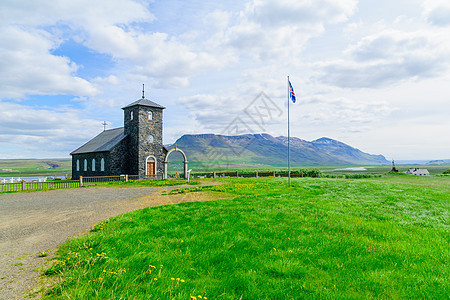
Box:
1 157 449 178
0 159 71 177
41 176 449 299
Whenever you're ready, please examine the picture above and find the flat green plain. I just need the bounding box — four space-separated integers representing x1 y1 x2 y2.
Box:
0 159 71 177
42 176 449 299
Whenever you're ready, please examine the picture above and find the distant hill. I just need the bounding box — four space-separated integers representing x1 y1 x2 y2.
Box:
168 133 389 167
427 159 450 165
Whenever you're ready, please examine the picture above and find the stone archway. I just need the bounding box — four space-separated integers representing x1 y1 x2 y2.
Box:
163 147 188 179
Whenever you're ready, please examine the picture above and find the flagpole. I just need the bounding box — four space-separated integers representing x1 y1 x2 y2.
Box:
287 76 291 188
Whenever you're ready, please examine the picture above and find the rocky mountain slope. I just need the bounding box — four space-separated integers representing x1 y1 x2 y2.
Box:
168 133 389 166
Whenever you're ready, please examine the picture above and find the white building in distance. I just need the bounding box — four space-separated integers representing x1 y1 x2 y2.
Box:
405 168 430 176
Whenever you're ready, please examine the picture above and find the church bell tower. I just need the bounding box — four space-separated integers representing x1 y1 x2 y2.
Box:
122 86 165 177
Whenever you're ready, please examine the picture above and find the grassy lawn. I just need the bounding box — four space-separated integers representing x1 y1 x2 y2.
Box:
103 179 200 188
0 159 71 177
42 176 449 299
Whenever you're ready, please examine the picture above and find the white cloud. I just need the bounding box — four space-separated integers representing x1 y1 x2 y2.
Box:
0 101 104 158
0 0 226 100
421 0 450 26
0 0 153 27
316 29 450 88
0 26 97 99
300 95 392 128
204 10 232 30
207 0 358 61
248 0 357 26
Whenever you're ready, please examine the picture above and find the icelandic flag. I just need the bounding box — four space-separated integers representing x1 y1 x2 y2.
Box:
289 80 296 103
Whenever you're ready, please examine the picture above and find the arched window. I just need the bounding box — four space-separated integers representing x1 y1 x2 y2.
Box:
84 159 87 171
101 158 105 172
76 160 80 171
130 111 133 120
92 159 96 171
148 111 152 120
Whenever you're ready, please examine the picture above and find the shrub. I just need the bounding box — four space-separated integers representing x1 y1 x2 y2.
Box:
443 169 450 174
291 168 323 178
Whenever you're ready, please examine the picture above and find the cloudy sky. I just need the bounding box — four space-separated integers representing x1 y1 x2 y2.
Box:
1 0 449 160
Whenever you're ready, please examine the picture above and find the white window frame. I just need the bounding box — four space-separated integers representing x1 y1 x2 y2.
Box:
101 158 105 172
148 111 152 120
92 159 96 171
84 159 87 171
76 160 80 171
131 111 133 120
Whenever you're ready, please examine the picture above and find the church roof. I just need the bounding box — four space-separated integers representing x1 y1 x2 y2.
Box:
70 127 127 155
122 98 165 110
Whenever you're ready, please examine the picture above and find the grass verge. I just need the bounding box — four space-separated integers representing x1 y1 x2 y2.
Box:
42 177 449 299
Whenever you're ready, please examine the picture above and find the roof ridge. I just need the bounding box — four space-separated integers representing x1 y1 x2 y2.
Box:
70 127 127 155
122 98 165 109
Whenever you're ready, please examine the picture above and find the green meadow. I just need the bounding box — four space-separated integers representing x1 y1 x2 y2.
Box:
41 175 449 299
0 159 71 177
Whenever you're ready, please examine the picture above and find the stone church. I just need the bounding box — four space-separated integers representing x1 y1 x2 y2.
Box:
70 95 168 180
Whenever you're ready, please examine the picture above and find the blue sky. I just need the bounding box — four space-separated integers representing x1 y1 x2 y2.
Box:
1 0 449 160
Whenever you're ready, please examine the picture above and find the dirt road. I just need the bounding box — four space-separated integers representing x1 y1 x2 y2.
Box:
0 185 225 299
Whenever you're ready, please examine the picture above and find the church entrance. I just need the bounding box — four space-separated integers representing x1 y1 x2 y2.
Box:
146 156 156 176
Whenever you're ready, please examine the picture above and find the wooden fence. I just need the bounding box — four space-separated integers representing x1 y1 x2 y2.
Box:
0 180 81 193
0 174 162 193
82 174 161 185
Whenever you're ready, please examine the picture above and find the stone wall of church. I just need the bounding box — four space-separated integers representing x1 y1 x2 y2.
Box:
109 138 130 175
71 137 130 179
71 152 110 180
124 105 165 177
123 106 139 175
138 107 165 177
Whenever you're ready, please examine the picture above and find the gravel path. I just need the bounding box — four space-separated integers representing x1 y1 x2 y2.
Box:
0 185 224 299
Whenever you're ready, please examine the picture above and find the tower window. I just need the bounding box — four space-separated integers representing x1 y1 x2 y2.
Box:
147 135 154 143
148 111 152 120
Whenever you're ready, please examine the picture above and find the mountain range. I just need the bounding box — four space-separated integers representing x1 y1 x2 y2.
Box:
168 133 389 167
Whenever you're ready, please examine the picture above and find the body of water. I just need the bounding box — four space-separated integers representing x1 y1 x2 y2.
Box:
331 167 368 171
0 176 66 183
